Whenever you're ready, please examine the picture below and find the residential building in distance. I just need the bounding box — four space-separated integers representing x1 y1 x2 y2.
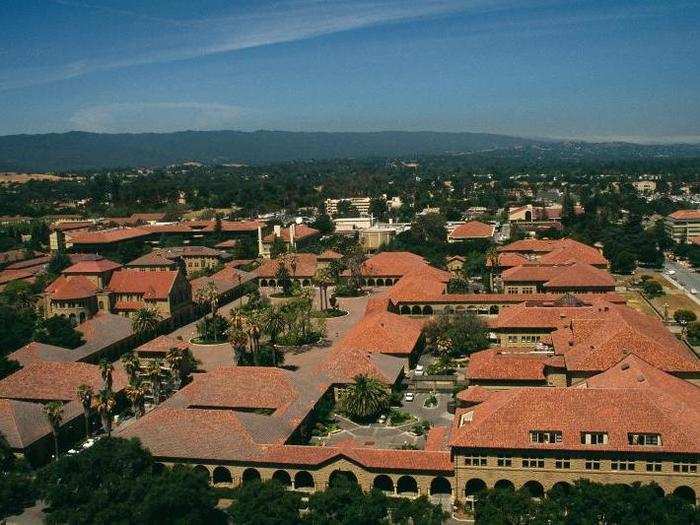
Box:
665 209 700 244
324 197 371 216
500 262 615 294
127 246 230 275
447 220 495 243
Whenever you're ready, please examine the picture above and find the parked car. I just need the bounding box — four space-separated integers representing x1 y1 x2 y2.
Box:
404 392 415 402
377 414 387 424
414 365 424 376
691 288 698 295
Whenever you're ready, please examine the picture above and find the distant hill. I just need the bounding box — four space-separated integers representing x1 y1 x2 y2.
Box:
0 130 698 171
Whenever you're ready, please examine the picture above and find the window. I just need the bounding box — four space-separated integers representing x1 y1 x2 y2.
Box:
459 411 474 427
555 457 571 469
530 430 562 444
497 455 512 467
646 461 662 472
611 459 635 471
522 456 545 469
672 460 697 473
507 335 518 343
585 459 600 470
464 454 488 466
628 433 661 446
581 432 608 445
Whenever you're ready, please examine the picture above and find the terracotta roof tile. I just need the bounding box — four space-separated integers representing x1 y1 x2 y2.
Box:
334 311 423 356
449 221 495 239
63 258 122 274
108 269 180 299
467 348 549 381
668 209 700 220
46 275 99 300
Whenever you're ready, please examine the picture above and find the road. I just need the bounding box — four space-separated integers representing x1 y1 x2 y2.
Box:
664 261 700 306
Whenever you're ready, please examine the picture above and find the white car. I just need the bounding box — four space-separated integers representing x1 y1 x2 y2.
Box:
414 365 424 376
666 270 676 275
691 288 698 295
404 392 415 402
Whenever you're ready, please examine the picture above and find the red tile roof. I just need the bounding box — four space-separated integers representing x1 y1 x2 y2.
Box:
362 251 440 277
668 209 700 220
318 249 343 260
485 252 529 269
262 224 320 243
318 345 406 385
466 348 549 381
499 238 608 267
46 275 99 300
127 252 178 267
334 311 423 356
256 253 319 278
450 360 700 454
502 262 614 289
70 227 150 245
456 386 495 406
108 269 180 299
0 362 127 402
0 399 53 449
136 335 189 355
63 258 122 274
449 221 495 240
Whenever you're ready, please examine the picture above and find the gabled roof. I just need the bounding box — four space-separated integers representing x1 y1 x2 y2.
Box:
0 361 127 403
318 345 406 385
136 334 189 355
70 227 150 245
262 224 320 243
485 252 529 269
334 311 423 356
499 238 608 267
466 348 549 382
46 275 99 300
449 221 495 239
361 251 437 277
502 262 614 289
62 258 122 274
0 399 53 449
127 252 178 267
451 358 700 454
108 270 180 299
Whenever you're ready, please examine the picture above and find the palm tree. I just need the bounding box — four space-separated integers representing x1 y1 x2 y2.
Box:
227 321 249 364
166 346 196 388
131 307 163 338
338 374 390 421
75 384 94 439
313 268 334 311
99 359 113 392
263 306 286 347
147 359 164 405
121 351 141 385
43 401 64 460
125 384 146 417
94 389 116 437
195 280 219 318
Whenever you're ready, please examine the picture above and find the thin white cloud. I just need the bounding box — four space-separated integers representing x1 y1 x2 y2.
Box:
69 102 244 133
1 0 484 90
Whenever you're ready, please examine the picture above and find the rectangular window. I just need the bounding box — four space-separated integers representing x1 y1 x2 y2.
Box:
646 461 662 472
555 458 571 469
672 460 697 473
464 454 488 466
581 432 608 445
628 433 661 446
497 455 512 467
530 430 562 444
611 459 635 471
522 457 545 469
585 459 600 470
507 335 518 343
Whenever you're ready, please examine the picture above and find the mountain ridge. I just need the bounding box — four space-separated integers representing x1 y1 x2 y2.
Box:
0 129 698 171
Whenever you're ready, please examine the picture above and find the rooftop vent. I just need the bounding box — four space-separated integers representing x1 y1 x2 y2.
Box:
637 375 645 383
621 363 630 370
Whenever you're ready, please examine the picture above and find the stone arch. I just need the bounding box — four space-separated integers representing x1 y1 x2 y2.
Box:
494 479 515 491
367 278 376 286
397 475 419 495
241 467 261 484
411 305 422 315
522 480 545 498
294 470 315 489
79 311 86 323
422 305 433 315
376 278 385 286
465 478 487 498
69 313 76 325
153 462 166 474
456 305 465 311
329 470 358 487
489 305 499 314
212 466 232 484
302 279 310 286
525 210 532 221
430 476 452 495
272 470 292 487
550 481 571 496
672 486 696 505
400 305 411 315
444 306 454 314
193 464 210 480
259 279 268 287
373 474 394 493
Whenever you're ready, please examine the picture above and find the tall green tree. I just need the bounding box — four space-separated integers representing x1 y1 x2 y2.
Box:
43 401 64 460
338 374 390 421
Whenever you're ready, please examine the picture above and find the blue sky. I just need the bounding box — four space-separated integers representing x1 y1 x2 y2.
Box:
1 0 699 142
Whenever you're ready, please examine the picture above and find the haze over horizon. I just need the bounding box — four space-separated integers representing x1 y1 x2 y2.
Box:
1 0 699 143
